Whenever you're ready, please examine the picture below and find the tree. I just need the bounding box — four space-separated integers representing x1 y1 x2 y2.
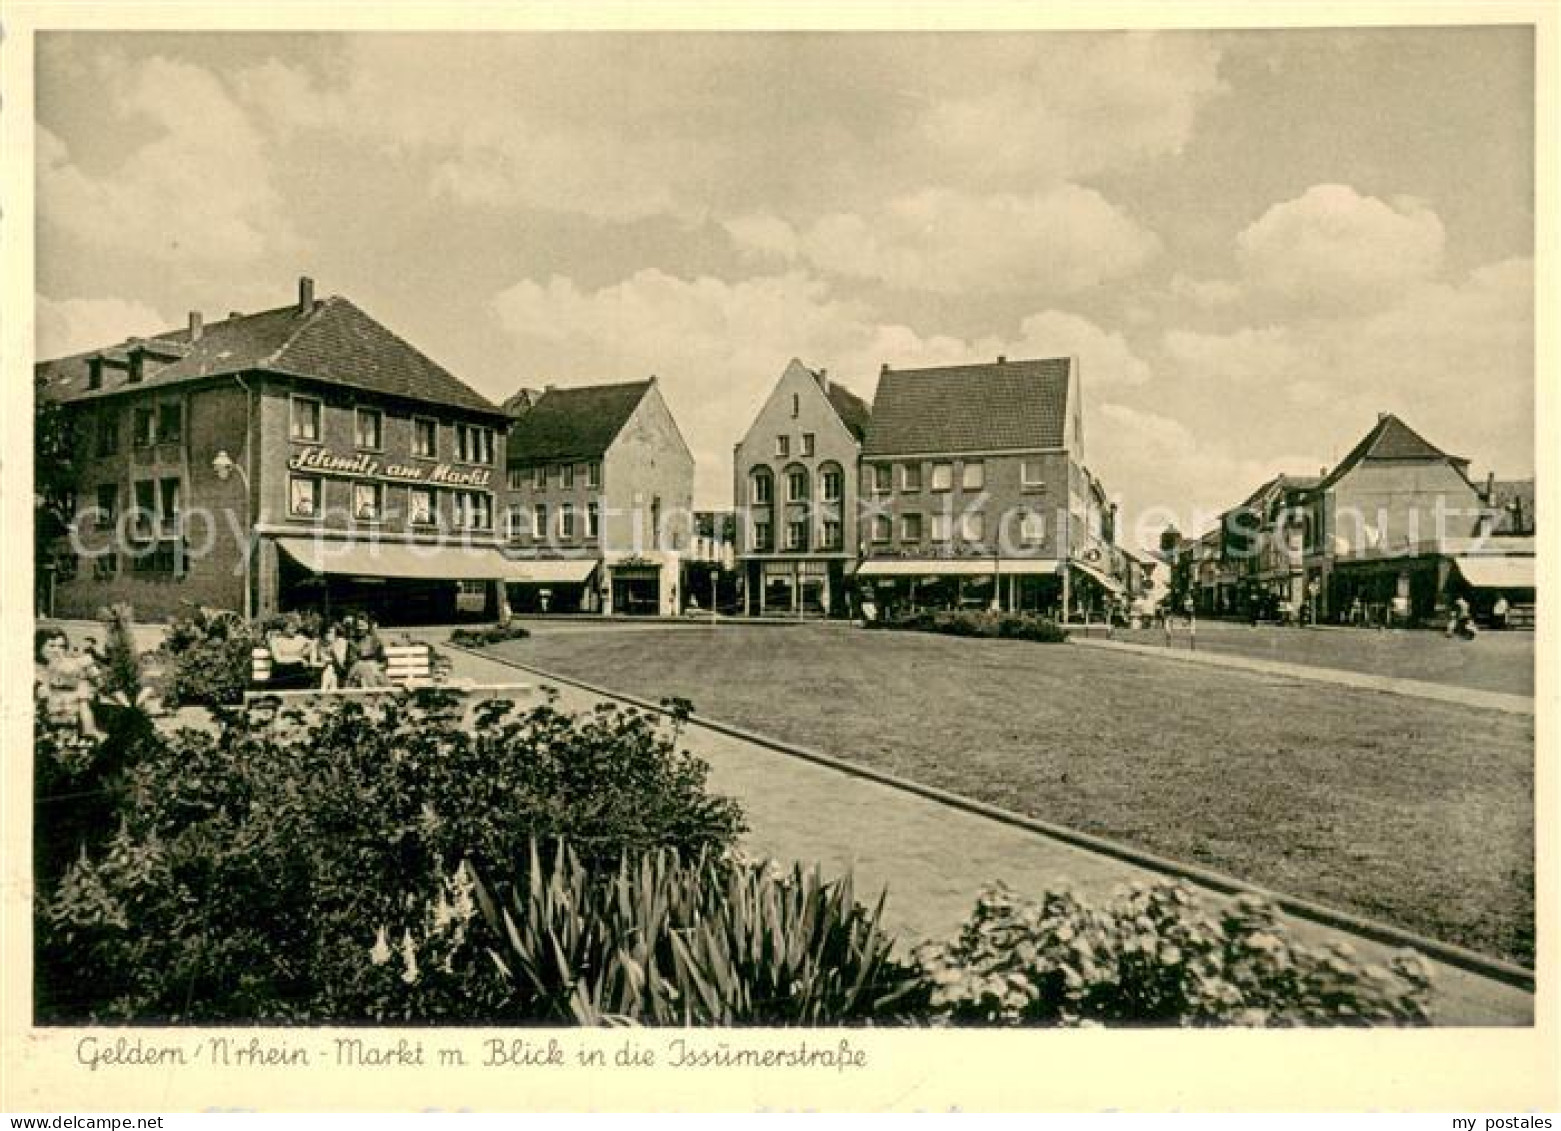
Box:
35 375 80 609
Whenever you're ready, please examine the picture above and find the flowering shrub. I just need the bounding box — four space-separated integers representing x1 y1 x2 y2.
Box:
866 609 1069 643
37 690 744 1023
157 603 256 707
914 881 1434 1027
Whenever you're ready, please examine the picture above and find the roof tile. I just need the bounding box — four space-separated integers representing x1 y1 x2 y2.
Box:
862 357 1071 456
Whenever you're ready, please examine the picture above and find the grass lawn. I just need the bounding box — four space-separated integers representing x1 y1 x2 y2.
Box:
488 624 1535 965
1113 622 1533 697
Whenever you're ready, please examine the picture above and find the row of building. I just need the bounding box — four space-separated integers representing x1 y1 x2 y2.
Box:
35 277 1529 628
1160 413 1536 627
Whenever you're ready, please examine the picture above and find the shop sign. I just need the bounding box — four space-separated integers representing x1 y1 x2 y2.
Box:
288 446 491 488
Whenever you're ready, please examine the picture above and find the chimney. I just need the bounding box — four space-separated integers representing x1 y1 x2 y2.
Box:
817 367 829 393
543 384 556 393
228 311 243 321
997 355 1007 364
1486 471 1496 502
880 363 889 376
188 311 204 342
1377 411 1388 422
298 276 315 313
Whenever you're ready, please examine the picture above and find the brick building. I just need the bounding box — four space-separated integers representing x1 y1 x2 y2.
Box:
733 359 871 616
36 278 512 624
500 379 693 616
855 356 1126 616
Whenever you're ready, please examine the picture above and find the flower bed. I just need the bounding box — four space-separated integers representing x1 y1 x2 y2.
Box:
866 608 1069 643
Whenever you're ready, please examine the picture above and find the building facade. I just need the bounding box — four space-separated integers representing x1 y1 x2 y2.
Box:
733 359 870 616
501 379 694 616
855 356 1126 617
1182 413 1535 626
37 278 512 624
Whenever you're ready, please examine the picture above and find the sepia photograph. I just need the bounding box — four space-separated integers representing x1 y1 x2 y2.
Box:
3 2 1556 1114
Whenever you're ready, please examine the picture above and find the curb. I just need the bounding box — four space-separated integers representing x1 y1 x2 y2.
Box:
446 640 1536 994
1071 636 1535 717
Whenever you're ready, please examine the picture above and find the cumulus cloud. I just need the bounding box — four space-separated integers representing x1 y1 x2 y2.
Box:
919 33 1228 183
228 33 1227 224
1151 256 1533 485
725 186 1161 296
1235 184 1446 309
38 55 292 264
491 268 1153 504
1169 273 1241 309
35 294 173 360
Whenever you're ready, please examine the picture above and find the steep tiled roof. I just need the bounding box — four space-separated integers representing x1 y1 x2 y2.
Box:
504 380 653 463
36 297 504 417
824 381 872 442
862 357 1071 456
1321 414 1463 489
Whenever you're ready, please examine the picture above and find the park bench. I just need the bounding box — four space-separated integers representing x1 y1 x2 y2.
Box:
245 641 529 703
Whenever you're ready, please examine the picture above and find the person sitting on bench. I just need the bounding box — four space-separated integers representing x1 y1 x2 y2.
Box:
346 616 392 688
267 616 321 687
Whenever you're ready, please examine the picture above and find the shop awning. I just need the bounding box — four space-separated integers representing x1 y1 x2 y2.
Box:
276 537 508 580
855 559 1060 578
1454 556 1534 590
1070 559 1126 595
502 558 600 584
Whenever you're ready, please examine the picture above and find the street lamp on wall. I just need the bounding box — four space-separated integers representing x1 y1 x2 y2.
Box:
212 449 253 621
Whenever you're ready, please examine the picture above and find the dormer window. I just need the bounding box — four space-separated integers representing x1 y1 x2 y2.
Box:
127 356 144 384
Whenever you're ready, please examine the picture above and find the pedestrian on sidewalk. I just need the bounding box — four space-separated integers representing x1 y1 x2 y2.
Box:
1493 594 1510 631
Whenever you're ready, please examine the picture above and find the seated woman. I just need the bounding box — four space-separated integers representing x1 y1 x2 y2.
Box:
345 617 392 688
35 628 105 741
267 615 321 688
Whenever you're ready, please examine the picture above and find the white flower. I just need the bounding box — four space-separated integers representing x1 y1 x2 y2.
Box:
369 926 392 966
400 929 420 985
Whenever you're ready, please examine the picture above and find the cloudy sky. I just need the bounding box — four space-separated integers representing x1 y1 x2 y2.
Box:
35 26 1535 544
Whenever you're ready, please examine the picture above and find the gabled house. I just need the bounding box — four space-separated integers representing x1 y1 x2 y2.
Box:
501 378 693 616
856 356 1125 617
36 277 512 623
733 359 870 616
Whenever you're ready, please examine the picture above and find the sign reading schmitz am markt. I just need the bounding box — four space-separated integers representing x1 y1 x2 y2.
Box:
288 446 492 487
